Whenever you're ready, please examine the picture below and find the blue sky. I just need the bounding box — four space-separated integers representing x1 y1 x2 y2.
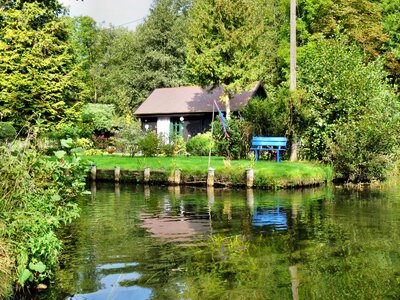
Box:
59 0 153 30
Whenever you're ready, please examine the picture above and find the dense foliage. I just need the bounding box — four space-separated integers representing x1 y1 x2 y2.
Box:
297 38 400 181
186 0 266 118
0 2 83 131
186 132 214 156
0 142 87 294
0 122 17 142
213 116 251 160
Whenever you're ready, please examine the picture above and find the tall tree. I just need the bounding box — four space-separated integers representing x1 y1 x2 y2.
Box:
186 0 266 119
90 27 138 115
130 0 191 106
0 2 83 130
87 0 191 114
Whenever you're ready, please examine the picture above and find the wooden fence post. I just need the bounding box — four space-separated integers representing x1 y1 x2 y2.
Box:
246 168 254 188
114 166 120 182
207 168 215 187
91 164 96 181
144 167 150 183
174 169 181 185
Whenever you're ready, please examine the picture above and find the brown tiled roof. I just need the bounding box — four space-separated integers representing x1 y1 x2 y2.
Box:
134 82 264 116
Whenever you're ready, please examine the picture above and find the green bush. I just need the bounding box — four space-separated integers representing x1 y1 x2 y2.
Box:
113 117 142 156
297 38 400 181
186 132 213 156
0 144 87 292
213 116 251 159
0 122 17 141
328 118 399 182
82 103 115 132
138 132 161 157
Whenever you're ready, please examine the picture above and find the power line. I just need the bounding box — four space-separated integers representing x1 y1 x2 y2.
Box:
115 17 145 27
100 17 145 30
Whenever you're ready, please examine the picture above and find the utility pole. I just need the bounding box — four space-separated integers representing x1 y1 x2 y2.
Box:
289 0 298 161
289 1 300 295
290 0 296 91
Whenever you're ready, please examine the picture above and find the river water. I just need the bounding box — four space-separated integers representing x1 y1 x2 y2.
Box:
36 183 400 299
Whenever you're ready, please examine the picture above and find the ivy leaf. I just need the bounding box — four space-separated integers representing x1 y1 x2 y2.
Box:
29 261 46 273
54 150 66 159
18 269 33 286
61 138 74 149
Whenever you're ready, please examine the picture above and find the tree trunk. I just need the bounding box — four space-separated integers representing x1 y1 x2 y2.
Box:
225 97 231 120
290 141 298 161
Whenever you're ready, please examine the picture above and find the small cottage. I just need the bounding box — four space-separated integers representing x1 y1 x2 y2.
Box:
134 82 266 141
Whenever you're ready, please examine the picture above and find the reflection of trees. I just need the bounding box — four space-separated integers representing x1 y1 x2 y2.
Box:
292 187 400 299
53 184 400 299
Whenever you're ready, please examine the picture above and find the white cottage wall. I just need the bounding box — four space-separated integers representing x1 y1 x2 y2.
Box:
157 117 170 144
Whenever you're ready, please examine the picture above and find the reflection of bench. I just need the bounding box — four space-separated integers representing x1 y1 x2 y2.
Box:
252 207 287 230
250 137 287 162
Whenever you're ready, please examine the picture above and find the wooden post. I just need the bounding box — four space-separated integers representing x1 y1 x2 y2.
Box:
174 169 181 185
207 186 215 206
246 168 254 188
114 166 120 182
207 168 215 187
91 164 96 181
144 167 150 183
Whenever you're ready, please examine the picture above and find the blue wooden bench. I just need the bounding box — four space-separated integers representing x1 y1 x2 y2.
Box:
250 137 287 162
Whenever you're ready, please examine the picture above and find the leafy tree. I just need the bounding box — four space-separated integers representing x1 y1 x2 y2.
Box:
86 0 191 114
297 0 387 58
81 103 116 133
242 94 289 137
69 16 98 101
89 27 138 115
297 38 400 181
1 0 63 13
186 0 266 119
0 2 83 131
380 0 400 83
130 0 191 106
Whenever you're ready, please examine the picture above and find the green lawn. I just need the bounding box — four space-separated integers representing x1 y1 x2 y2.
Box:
81 154 333 187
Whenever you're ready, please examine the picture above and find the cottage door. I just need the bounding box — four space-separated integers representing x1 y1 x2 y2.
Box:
169 117 183 143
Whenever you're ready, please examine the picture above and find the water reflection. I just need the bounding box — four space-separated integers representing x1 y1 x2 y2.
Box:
39 183 400 300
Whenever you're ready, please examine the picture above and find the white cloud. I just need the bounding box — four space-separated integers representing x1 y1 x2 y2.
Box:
59 0 153 30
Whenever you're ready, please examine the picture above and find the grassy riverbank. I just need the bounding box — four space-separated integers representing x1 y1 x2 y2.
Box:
82 155 334 188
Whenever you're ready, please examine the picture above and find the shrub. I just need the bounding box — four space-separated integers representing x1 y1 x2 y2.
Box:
186 132 214 156
213 116 251 159
113 117 142 156
81 103 115 133
84 148 104 156
0 122 17 142
328 117 399 182
171 135 187 155
0 144 87 292
138 131 161 157
75 138 93 149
